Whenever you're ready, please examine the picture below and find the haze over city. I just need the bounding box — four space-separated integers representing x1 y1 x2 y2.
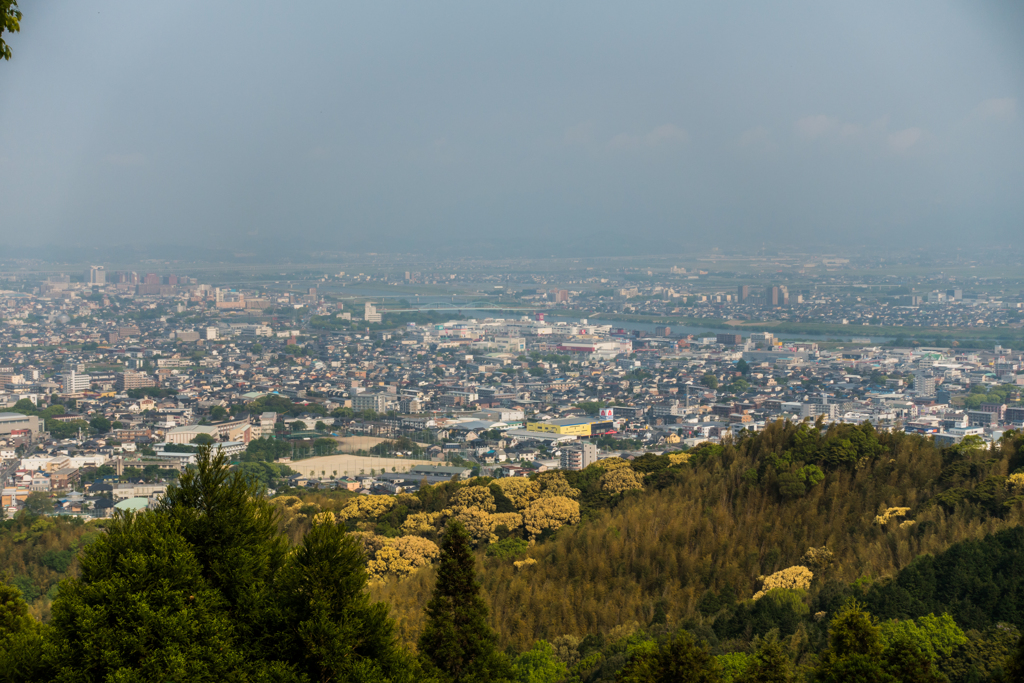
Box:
1 1 1023 258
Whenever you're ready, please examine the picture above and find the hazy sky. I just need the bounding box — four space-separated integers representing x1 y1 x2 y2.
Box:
1 1 1022 258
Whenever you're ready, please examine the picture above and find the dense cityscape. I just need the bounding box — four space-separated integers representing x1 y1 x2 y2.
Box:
2 254 1023 511
3 0 1024 681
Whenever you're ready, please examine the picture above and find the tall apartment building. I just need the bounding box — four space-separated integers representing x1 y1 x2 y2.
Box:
802 403 839 420
115 371 156 391
737 285 750 302
352 392 388 413
914 372 936 398
88 266 106 285
561 442 599 471
60 370 92 394
60 360 91 394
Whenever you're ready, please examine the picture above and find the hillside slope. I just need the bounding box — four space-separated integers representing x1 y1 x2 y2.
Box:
373 423 1024 649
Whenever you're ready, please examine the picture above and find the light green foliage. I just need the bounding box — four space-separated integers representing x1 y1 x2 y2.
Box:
511 640 568 683
234 460 294 488
729 379 750 394
242 436 292 462
826 601 883 659
486 536 529 561
89 414 111 433
816 600 942 683
22 492 52 515
948 434 986 459
775 465 823 498
0 583 34 640
879 613 967 661
716 652 751 682
816 601 886 683
46 418 89 440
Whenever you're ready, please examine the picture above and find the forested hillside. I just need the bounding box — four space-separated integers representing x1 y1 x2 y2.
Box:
371 423 1024 649
5 428 1024 681
0 516 103 620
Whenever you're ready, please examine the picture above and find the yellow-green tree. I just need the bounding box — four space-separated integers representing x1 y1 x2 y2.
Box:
523 496 580 539
0 0 20 61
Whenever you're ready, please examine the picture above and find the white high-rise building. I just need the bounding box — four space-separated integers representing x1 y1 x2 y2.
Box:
61 370 92 394
364 302 382 323
60 359 91 394
88 266 106 285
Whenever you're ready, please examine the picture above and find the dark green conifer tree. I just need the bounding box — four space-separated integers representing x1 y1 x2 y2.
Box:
44 511 247 682
273 518 413 682
42 445 408 683
418 520 509 682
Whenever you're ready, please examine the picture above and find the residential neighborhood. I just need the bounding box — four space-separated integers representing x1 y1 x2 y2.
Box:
2 260 1022 517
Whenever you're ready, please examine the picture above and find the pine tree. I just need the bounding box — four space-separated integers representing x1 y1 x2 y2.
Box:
273 517 413 683
418 520 509 682
159 444 288 615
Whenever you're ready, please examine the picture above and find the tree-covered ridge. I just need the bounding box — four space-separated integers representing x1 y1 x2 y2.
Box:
547 527 1024 683
6 426 1024 681
0 516 103 619
863 525 1024 632
373 424 1024 650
